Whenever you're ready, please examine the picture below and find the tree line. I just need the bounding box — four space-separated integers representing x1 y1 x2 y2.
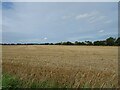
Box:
2 37 120 46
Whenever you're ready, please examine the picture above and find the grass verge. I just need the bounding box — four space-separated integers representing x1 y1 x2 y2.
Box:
2 73 21 89
2 73 70 89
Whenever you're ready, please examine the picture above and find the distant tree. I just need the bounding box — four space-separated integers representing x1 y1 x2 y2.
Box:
10 43 15 45
99 41 106 46
49 43 54 45
93 40 106 46
55 42 62 45
106 37 115 46
85 41 93 45
75 41 81 45
115 37 120 46
44 43 49 45
94 41 100 46
75 41 79 45
2 37 119 46
74 41 87 45
62 41 74 45
81 42 86 45
67 41 74 45
17 43 22 45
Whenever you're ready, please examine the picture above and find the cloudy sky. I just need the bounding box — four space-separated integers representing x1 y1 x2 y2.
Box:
2 2 118 43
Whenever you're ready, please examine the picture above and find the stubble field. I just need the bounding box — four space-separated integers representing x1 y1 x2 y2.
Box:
2 45 118 88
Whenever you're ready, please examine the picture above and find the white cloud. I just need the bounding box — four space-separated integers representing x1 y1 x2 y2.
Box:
104 20 112 24
99 30 104 33
75 11 108 24
67 35 95 42
89 16 106 23
62 15 72 20
19 38 41 43
75 13 89 20
76 11 99 20
61 13 75 20
19 37 48 43
44 37 47 40
62 11 100 22
88 16 96 21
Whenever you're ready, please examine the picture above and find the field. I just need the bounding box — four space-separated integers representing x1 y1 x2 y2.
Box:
2 45 118 88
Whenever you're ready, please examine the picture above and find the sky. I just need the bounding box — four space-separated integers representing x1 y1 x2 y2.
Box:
1 2 118 43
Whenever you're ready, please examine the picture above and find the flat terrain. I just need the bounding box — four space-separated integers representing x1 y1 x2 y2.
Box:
2 45 118 88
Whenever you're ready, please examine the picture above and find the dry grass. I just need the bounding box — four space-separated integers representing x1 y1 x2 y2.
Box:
2 45 118 88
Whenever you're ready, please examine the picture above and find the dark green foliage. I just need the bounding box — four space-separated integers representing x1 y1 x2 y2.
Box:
55 42 62 45
62 41 74 45
30 80 65 88
106 37 116 46
115 37 120 46
49 43 54 45
94 40 106 46
2 74 21 89
85 41 93 45
75 41 86 45
2 74 68 89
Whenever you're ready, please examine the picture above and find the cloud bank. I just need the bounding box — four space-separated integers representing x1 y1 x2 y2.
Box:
2 2 118 43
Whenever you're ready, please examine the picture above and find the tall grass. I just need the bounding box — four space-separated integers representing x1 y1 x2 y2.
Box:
2 73 21 89
2 73 69 89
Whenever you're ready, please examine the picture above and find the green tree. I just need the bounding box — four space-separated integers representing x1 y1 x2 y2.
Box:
94 41 100 46
85 41 93 45
62 41 74 45
75 41 79 45
106 37 115 46
93 41 106 46
115 37 120 46
75 41 81 45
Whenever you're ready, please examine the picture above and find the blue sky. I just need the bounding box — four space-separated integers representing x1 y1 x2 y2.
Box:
2 2 118 43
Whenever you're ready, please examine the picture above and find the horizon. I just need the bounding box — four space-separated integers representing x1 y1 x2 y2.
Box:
2 2 118 43
1 36 119 45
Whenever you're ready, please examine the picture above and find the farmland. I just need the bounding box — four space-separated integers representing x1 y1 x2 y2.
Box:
2 45 118 88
